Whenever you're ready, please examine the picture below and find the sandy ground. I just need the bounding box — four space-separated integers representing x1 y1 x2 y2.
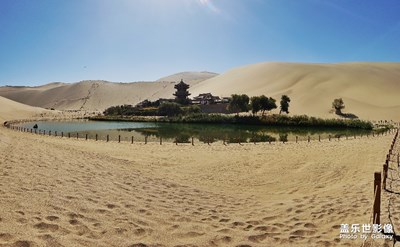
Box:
0 124 394 247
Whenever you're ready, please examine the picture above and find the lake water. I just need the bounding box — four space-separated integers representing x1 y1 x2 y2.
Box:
17 120 375 143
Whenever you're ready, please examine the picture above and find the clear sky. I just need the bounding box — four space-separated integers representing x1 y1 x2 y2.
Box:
1 0 399 85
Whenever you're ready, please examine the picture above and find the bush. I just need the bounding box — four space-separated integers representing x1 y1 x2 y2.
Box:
158 102 182 117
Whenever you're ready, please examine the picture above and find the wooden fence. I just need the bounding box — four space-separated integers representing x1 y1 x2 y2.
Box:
373 128 399 226
4 123 398 146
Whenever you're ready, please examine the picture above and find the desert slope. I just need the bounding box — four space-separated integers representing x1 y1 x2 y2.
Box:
0 96 49 122
191 62 400 121
157 71 218 85
0 72 217 112
1 63 400 120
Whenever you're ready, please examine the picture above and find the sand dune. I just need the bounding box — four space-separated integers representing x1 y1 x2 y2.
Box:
191 62 400 121
1 62 400 120
0 96 50 122
157 71 218 86
0 72 217 112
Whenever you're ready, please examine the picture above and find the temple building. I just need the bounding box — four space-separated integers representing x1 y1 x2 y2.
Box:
173 79 191 105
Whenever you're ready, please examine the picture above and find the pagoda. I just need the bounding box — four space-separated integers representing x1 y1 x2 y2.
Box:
173 79 191 105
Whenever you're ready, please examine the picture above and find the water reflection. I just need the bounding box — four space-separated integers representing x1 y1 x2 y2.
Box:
16 121 377 144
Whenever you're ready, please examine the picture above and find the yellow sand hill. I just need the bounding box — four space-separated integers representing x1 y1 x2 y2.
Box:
191 62 400 121
0 72 217 112
1 63 399 120
0 96 48 122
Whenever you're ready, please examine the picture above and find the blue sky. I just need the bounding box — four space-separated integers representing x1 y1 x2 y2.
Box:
0 0 399 85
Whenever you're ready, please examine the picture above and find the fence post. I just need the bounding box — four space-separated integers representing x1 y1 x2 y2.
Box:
86 134 88 140
329 135 331 141
61 132 63 137
49 131 51 136
96 134 98 141
191 137 194 146
160 137 162 145
44 130 46 135
107 135 109 142
296 136 298 143
383 164 388 190
118 135 121 143
398 154 399 168
131 136 133 144
145 136 147 144
308 136 310 143
55 131 57 136
373 172 381 225
76 133 79 139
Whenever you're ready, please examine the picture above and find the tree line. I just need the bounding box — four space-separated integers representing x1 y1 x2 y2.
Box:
228 94 291 116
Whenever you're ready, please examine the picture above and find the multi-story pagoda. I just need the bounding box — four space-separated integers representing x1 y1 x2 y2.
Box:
173 79 191 105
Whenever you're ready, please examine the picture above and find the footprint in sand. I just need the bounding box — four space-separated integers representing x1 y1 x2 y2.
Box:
290 229 316 236
0 233 14 241
106 203 117 209
128 244 148 247
210 235 232 245
11 240 35 247
263 215 277 221
232 221 246 227
248 233 269 243
34 222 59 232
133 228 146 236
304 223 317 229
69 219 80 225
45 216 59 222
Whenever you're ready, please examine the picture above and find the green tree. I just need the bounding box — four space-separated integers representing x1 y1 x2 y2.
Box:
267 97 277 112
158 102 182 117
259 95 269 115
280 95 291 114
250 96 261 115
332 98 345 114
228 94 249 115
259 95 277 115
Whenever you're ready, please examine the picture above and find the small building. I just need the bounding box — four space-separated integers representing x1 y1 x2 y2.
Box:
192 93 222 105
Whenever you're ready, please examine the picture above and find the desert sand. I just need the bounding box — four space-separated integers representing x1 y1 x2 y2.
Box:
1 62 400 121
0 72 217 112
190 62 400 122
0 96 51 122
0 97 395 247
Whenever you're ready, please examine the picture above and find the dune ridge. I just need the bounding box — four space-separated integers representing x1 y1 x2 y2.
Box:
1 62 400 120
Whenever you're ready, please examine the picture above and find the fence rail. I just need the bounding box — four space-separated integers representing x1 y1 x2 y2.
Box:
4 122 398 146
